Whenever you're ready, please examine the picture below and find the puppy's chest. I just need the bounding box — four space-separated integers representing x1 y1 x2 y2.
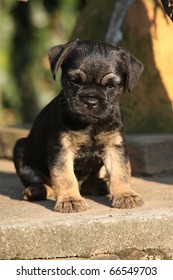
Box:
61 130 122 175
74 141 104 176
71 129 121 158
76 142 104 161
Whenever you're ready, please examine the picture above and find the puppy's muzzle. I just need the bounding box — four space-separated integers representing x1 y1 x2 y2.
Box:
82 96 98 110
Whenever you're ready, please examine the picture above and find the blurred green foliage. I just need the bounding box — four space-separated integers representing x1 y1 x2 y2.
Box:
0 0 84 125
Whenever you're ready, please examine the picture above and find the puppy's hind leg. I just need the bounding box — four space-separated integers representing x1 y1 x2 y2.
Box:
13 138 53 201
80 166 109 196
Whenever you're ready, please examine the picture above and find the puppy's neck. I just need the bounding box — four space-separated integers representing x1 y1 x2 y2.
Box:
61 110 122 134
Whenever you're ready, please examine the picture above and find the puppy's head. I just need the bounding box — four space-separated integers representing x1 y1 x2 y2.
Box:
49 39 143 123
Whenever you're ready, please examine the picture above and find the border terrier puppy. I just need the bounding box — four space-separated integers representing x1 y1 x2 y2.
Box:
13 39 144 213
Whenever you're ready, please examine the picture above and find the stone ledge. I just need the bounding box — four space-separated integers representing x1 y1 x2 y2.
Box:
127 134 173 175
0 127 28 159
0 159 173 260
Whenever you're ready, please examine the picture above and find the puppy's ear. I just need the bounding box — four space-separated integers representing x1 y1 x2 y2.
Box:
48 39 79 80
120 49 144 93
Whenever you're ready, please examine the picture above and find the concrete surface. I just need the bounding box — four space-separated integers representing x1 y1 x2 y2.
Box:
0 159 173 260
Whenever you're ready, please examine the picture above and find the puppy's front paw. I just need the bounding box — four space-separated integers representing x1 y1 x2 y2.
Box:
54 198 89 213
111 191 144 209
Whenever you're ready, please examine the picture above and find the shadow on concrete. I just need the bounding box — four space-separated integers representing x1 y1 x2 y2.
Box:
0 172 23 200
0 172 55 211
0 171 111 211
85 195 110 207
29 198 55 211
137 173 173 185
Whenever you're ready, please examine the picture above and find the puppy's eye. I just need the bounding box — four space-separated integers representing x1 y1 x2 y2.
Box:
69 77 81 85
106 82 115 89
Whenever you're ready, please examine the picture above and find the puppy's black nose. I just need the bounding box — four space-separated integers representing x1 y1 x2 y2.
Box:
82 97 98 109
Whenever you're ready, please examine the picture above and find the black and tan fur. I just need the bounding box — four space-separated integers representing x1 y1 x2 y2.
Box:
13 39 144 213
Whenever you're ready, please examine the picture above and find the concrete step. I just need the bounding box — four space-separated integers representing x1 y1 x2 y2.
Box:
127 134 173 175
0 160 173 260
1 127 173 175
